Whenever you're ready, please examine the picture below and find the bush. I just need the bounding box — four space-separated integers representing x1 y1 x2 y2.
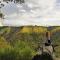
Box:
0 40 36 60
0 47 19 60
14 40 35 60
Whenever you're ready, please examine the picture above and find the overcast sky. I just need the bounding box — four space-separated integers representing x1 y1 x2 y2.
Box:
1 0 60 26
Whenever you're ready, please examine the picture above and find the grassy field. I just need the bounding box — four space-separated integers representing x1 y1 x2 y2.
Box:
0 26 60 60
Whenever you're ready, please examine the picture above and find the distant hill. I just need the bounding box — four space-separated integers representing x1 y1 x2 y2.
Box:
0 26 60 43
0 26 60 41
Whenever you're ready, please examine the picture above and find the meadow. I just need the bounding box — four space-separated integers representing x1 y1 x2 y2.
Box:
0 26 60 60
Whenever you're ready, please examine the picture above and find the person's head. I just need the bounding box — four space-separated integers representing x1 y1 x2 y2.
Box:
48 40 51 44
45 39 51 46
32 52 53 60
41 52 53 60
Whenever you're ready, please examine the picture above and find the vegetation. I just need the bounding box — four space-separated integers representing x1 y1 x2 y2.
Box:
0 26 60 60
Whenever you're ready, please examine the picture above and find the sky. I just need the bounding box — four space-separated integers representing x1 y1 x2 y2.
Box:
0 0 60 26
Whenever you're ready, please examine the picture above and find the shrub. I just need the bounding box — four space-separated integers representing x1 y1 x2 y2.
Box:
14 40 35 60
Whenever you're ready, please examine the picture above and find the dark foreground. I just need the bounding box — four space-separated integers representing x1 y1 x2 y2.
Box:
32 52 53 60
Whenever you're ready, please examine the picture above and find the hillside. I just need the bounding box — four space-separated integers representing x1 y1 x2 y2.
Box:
0 26 60 60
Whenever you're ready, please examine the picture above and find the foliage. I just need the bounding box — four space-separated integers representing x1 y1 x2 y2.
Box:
0 38 35 60
0 26 60 59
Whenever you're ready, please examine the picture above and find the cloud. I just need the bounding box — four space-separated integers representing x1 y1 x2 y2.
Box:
1 0 60 26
